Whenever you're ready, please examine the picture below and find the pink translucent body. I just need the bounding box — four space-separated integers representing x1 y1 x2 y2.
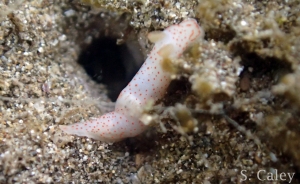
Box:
60 18 203 142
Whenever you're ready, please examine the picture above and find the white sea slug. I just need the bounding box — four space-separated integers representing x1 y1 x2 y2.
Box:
60 18 203 142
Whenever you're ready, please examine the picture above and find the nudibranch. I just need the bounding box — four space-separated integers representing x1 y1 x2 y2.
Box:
60 18 203 142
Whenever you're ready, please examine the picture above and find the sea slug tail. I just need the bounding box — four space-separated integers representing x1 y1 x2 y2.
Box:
59 111 146 142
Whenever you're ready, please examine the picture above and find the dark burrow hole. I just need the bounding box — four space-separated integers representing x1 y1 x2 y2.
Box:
78 36 143 101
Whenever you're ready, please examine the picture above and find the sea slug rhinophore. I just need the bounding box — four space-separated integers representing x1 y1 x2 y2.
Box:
59 18 203 142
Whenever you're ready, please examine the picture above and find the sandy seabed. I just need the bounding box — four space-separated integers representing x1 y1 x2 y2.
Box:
0 0 300 183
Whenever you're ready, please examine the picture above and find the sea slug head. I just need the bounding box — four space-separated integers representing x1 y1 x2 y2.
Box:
178 18 204 42
162 18 204 58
